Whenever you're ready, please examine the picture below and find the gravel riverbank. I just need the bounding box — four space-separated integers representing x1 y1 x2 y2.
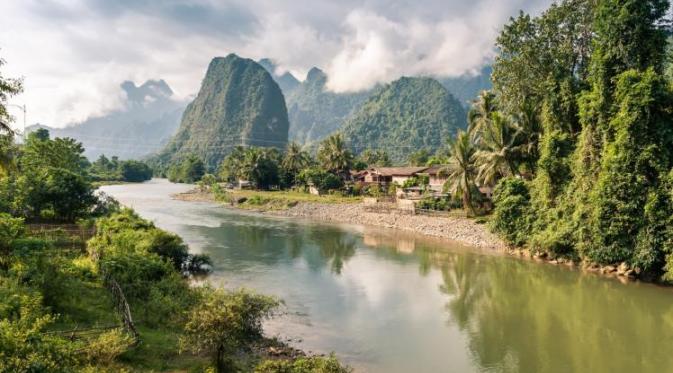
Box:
267 202 505 251
172 189 505 251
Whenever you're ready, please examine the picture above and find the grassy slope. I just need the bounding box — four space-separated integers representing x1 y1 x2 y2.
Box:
37 228 209 372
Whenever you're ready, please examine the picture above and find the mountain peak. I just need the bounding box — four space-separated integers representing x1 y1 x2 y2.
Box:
121 79 174 105
306 67 326 82
257 57 300 94
155 55 289 170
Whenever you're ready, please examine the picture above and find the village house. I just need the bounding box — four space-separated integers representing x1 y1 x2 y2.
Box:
355 167 430 186
418 165 448 192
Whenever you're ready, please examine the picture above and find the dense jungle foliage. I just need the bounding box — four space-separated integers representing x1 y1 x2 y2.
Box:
481 0 673 282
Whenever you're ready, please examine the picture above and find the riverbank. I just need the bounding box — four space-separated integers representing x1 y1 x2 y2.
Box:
173 188 643 282
173 188 505 251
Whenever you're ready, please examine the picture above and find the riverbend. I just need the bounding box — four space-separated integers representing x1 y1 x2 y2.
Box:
102 179 673 373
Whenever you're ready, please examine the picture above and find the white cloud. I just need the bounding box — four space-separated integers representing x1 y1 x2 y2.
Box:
0 0 552 128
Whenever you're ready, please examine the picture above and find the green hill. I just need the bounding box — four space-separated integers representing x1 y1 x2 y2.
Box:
286 67 370 145
155 54 289 170
340 77 466 163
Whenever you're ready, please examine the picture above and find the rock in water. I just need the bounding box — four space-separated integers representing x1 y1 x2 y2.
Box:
156 54 289 170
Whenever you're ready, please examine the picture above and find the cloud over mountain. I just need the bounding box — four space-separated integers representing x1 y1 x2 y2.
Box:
0 0 551 127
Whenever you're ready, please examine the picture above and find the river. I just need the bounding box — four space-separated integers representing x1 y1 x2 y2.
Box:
101 179 673 373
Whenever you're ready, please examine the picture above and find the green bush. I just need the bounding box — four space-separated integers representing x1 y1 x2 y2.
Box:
0 285 77 372
489 178 533 247
0 213 24 251
82 329 133 366
255 354 352 373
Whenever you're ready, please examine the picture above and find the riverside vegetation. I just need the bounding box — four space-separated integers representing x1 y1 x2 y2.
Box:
0 66 350 372
165 0 673 284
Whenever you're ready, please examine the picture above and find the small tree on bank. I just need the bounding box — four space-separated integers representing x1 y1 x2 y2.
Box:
180 288 280 373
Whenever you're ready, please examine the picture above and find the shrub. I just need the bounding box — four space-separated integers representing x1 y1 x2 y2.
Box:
119 160 153 182
0 213 25 251
489 178 533 247
255 354 352 373
82 329 133 365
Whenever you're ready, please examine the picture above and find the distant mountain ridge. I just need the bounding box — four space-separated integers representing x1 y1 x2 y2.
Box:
260 57 490 146
438 66 493 107
258 58 301 95
26 79 186 160
285 67 371 145
340 76 467 163
154 54 289 170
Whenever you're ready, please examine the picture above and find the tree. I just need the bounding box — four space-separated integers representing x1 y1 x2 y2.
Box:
281 142 311 186
0 56 23 135
119 160 153 182
440 131 477 214
218 146 246 183
167 155 205 183
21 132 89 177
467 91 497 140
239 148 280 190
407 148 430 166
360 149 391 167
317 134 353 179
474 112 521 186
180 288 279 373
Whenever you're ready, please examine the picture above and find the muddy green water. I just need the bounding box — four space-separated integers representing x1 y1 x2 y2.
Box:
102 179 673 373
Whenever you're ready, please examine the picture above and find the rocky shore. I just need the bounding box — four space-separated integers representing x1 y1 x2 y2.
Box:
172 189 505 251
267 202 505 251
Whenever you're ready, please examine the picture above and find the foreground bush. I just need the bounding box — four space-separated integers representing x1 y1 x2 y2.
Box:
180 288 280 373
255 355 352 373
489 178 533 247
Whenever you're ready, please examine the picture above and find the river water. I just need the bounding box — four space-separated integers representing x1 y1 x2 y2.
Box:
101 179 673 373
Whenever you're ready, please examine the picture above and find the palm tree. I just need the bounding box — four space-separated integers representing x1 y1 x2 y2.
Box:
467 91 497 141
440 130 477 214
282 142 311 186
317 134 353 179
474 112 521 186
512 99 541 175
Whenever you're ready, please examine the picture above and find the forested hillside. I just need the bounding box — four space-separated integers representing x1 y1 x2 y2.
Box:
153 54 289 171
285 67 371 145
339 77 466 162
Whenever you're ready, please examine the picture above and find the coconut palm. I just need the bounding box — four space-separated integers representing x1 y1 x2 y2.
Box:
282 142 311 186
512 99 542 174
440 130 477 214
282 142 310 172
317 133 353 179
474 112 522 186
467 91 497 141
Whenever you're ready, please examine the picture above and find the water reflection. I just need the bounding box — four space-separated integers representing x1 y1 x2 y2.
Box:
429 249 673 373
102 180 673 373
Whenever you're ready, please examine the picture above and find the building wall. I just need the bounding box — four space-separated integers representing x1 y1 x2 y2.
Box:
392 176 412 185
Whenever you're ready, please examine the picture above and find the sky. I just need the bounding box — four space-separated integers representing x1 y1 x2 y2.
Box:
0 0 552 129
